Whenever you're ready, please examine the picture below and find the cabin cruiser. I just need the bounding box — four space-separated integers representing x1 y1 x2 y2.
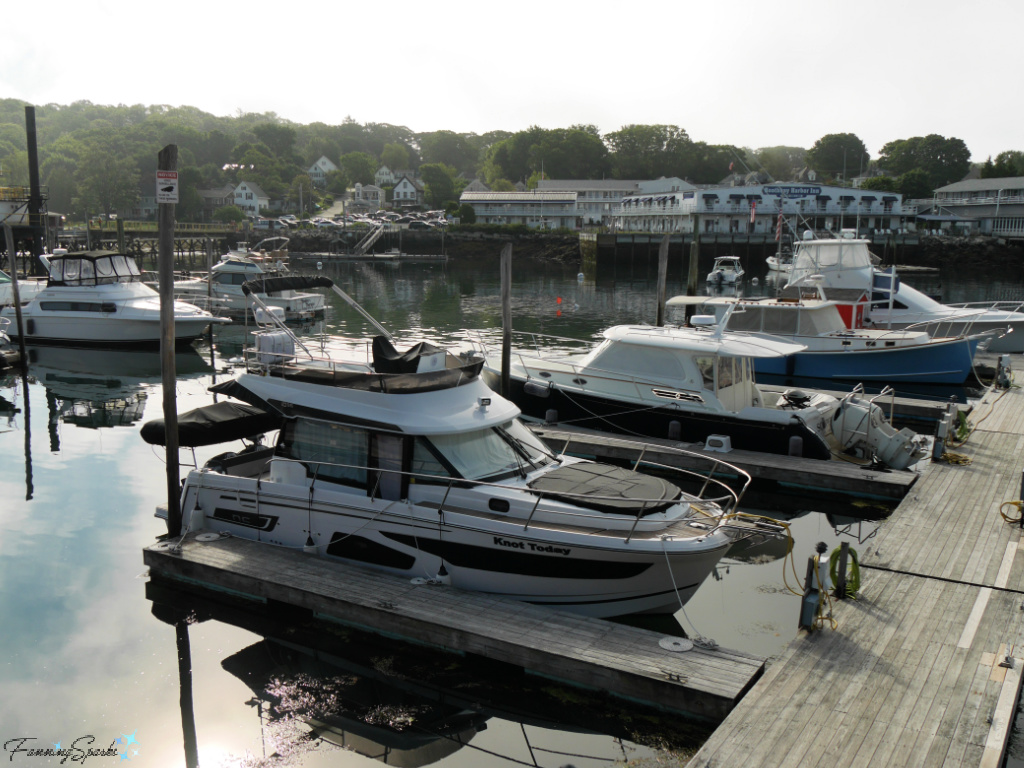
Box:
785 235 1024 352
765 251 794 274
171 252 326 321
0 266 46 306
466 317 925 470
0 250 229 347
141 278 766 618
698 289 987 385
706 256 745 284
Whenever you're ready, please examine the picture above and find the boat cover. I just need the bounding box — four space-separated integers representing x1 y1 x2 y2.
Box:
528 463 682 515
140 401 282 447
372 336 444 373
241 275 334 296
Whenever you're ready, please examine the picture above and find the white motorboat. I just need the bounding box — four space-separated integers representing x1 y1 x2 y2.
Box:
466 318 926 470
171 252 326 321
0 266 46 306
786 235 1024 352
706 256 745 284
142 279 767 618
0 250 230 347
765 251 793 274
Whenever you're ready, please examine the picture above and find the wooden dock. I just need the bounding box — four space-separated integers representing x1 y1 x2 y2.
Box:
688 377 1024 767
143 533 765 722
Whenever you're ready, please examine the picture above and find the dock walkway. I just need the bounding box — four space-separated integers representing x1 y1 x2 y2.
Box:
144 532 765 722
688 377 1024 767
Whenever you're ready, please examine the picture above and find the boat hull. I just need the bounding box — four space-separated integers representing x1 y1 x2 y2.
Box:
498 374 833 460
180 471 730 619
752 335 982 384
6 313 217 347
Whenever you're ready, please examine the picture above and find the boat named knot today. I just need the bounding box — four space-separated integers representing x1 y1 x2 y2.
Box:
143 277 774 618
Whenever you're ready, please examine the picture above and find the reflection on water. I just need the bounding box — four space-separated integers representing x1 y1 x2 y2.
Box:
6 253 1008 765
147 579 704 767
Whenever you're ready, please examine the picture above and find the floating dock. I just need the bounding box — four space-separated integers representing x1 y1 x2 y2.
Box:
531 424 921 504
143 532 765 722
689 376 1024 767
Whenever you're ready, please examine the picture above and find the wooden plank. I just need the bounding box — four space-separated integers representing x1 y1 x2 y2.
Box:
144 534 763 721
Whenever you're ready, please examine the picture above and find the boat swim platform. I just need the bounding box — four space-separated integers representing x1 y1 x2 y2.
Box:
143 533 765 722
687 370 1024 767
530 425 920 503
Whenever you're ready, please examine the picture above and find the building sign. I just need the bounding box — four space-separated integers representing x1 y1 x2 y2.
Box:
762 185 822 198
156 170 179 204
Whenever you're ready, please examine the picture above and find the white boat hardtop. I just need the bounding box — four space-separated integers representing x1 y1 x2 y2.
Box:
598 322 808 358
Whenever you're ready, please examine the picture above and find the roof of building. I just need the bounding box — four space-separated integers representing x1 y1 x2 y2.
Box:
536 179 643 192
460 191 578 202
236 181 269 199
935 176 1024 193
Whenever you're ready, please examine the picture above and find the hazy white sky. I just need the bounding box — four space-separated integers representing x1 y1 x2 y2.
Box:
2 0 1017 161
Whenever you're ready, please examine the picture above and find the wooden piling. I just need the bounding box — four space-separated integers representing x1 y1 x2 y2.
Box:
158 144 181 536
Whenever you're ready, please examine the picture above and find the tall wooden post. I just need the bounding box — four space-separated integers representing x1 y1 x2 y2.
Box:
158 145 181 536
686 215 702 322
500 243 512 398
116 218 125 254
655 234 669 326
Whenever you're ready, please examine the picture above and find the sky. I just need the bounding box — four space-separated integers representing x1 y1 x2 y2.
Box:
2 0 1019 162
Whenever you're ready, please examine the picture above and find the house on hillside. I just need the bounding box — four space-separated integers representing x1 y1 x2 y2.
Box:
347 182 383 212
233 181 270 217
393 175 425 208
308 156 338 188
197 184 236 220
375 166 396 187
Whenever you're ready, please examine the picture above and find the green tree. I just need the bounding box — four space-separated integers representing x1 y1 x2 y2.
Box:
878 135 970 189
805 133 868 183
340 152 377 185
381 142 410 171
896 168 933 199
176 166 206 221
458 203 476 223
752 146 807 181
419 163 459 209
419 130 479 175
75 140 139 217
288 173 315 215
859 176 900 193
252 122 298 158
604 124 692 179
980 151 1024 178
489 178 515 191
212 205 245 222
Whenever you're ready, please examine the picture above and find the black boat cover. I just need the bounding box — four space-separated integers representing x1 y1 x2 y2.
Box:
372 336 445 374
140 401 282 447
528 463 682 515
241 275 334 296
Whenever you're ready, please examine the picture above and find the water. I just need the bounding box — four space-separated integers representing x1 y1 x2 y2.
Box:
0 253 1006 767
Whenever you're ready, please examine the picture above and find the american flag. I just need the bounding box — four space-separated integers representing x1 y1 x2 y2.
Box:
775 213 784 241
749 199 757 224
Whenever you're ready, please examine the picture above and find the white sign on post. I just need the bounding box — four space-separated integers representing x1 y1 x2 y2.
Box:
156 170 179 203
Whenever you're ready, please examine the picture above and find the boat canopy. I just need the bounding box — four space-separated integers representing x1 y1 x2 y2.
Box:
140 401 281 447
46 251 142 286
528 463 681 515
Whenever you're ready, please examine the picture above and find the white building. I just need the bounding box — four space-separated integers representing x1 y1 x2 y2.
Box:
347 182 384 212
308 156 338 188
374 166 396 187
928 177 1024 237
393 175 425 208
459 190 579 229
536 179 648 226
233 181 270 217
613 183 911 236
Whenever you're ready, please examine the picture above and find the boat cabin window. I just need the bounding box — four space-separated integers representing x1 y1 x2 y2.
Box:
587 341 686 382
214 272 250 286
48 255 141 286
421 419 554 483
762 307 799 336
278 419 368 487
694 357 715 389
726 306 763 332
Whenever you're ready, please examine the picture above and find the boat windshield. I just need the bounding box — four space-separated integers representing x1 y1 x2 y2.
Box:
48 255 142 286
423 419 556 482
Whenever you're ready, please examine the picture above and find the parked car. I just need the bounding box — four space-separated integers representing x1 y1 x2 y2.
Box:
408 220 435 230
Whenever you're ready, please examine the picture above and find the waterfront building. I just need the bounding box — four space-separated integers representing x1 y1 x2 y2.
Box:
374 165 396 187
612 183 911 237
458 190 578 229
922 177 1024 238
346 182 384 213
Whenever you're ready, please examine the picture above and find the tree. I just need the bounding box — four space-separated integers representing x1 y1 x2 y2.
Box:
212 205 245 222
805 133 868 183
419 130 479 176
458 203 476 224
877 135 970 189
75 140 139 217
895 168 933 199
489 178 515 191
252 122 298 159
980 151 1024 178
752 146 807 182
381 142 410 171
604 124 692 179
419 163 459 209
859 176 900 193
340 152 376 185
288 173 315 215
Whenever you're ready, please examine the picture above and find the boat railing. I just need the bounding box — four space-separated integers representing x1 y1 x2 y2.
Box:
257 446 750 543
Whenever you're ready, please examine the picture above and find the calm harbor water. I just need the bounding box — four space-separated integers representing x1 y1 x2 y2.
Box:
1 252 1020 767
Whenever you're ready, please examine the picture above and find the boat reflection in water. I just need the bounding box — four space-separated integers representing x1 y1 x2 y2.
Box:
24 344 214 438
147 580 712 768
